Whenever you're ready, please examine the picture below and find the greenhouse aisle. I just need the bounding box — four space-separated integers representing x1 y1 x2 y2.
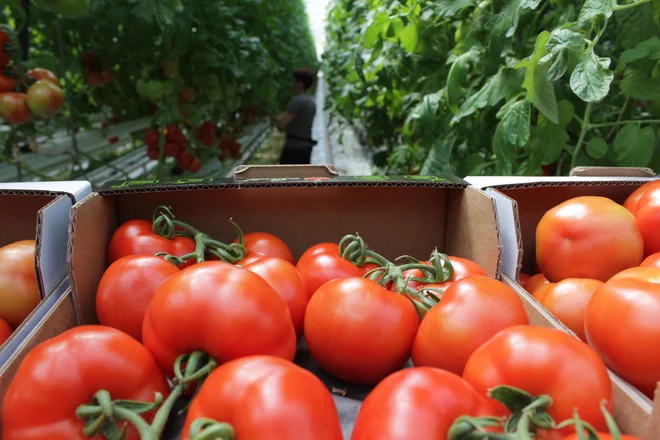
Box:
311 76 372 174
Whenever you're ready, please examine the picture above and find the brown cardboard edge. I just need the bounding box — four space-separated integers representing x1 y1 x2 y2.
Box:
233 164 340 179
487 180 654 191
569 166 655 177
501 274 654 438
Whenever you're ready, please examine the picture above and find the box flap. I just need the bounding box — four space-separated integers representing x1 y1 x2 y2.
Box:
234 164 339 179
484 188 522 279
0 181 91 201
569 166 655 177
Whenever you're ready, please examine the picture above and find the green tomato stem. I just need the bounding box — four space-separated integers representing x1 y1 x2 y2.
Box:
571 102 593 171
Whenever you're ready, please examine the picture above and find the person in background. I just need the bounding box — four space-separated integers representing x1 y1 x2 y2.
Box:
272 68 317 164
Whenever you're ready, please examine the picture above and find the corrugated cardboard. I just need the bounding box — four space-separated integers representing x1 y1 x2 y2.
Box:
466 172 659 439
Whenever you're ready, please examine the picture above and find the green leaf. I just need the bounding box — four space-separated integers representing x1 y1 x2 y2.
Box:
613 124 656 166
457 153 487 176
364 12 390 48
525 100 573 172
615 4 660 50
421 139 452 175
434 0 476 17
518 31 559 124
621 68 660 100
570 50 614 102
452 69 509 123
407 91 444 125
578 0 614 29
493 99 532 174
619 37 660 65
586 137 609 159
399 24 419 53
546 29 586 54
446 48 480 107
653 0 660 26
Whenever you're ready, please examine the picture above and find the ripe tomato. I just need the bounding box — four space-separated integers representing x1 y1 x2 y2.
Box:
144 127 160 148
403 256 488 291
531 282 556 303
182 356 342 440
641 252 660 268
519 272 531 284
412 276 529 375
0 240 40 329
0 318 12 345
623 180 660 214
0 92 30 124
26 80 64 118
187 157 202 173
524 273 549 293
627 184 660 257
0 67 17 93
0 30 9 67
2 326 169 440
142 262 296 375
244 257 307 338
463 325 612 439
179 86 196 102
304 277 420 384
237 251 266 265
296 242 373 298
351 367 496 440
176 150 193 168
107 219 196 268
536 196 643 282
540 278 603 341
561 434 640 440
146 147 159 160
236 232 294 263
165 124 186 146
27 68 58 85
96 255 179 341
585 267 660 397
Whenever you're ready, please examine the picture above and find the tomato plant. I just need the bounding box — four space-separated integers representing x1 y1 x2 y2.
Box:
0 240 40 329
536 197 643 282
95 255 180 341
463 325 613 439
540 278 603 341
181 356 342 440
585 266 660 397
1 325 170 440
304 276 420 384
412 276 529 375
142 261 297 375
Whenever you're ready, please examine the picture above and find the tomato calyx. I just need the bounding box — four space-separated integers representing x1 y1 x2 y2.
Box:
554 402 625 440
338 233 391 268
188 418 235 440
151 206 247 264
447 415 508 440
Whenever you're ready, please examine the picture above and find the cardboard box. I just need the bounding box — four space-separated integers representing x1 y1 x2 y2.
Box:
466 173 659 438
0 181 91 431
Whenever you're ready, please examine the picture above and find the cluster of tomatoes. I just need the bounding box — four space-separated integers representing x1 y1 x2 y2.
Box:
521 180 660 400
0 204 639 440
0 240 39 346
144 124 202 173
0 31 65 125
80 52 113 87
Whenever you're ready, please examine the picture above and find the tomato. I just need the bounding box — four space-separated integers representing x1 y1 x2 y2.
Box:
85 68 105 86
624 180 660 214
524 273 549 293
2 326 169 440
179 86 196 102
187 157 202 173
463 325 613 439
540 278 603 341
585 267 660 397
403 256 488 291
176 149 193 168
107 219 196 268
244 257 307 338
412 276 529 375
627 184 660 257
536 196 643 282
0 30 10 67
0 318 12 345
96 255 179 341
641 252 660 268
236 232 294 264
304 277 420 384
27 68 58 85
142 262 296 375
237 251 266 265
147 147 159 160
519 272 531 284
26 80 64 118
181 356 341 440
144 128 160 149
296 242 371 298
561 434 640 440
0 67 17 93
165 124 186 146
0 240 40 329
351 367 497 440
531 282 556 303
161 60 178 79
0 92 30 124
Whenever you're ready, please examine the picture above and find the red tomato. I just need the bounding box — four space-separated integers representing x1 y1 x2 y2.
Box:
144 128 160 148
585 267 660 397
0 318 12 345
142 262 296 375
628 185 660 257
624 180 660 214
164 142 182 157
0 67 17 93
179 86 196 102
237 251 266 265
2 326 170 440
531 282 556 303
0 240 40 329
147 147 159 160
540 278 603 341
351 367 497 440
244 257 308 338
96 255 179 341
519 272 531 284
412 276 529 375
182 356 342 439
26 80 64 118
524 273 549 293
561 434 640 440
176 150 193 168
463 325 613 439
27 68 59 85
536 196 643 282
0 92 30 124
0 30 9 67
187 157 202 173
296 242 371 298
107 219 196 268
641 252 660 268
236 232 294 263
304 277 420 384
403 256 488 291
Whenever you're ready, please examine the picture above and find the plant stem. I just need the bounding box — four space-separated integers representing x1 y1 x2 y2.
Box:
590 119 660 129
613 0 650 11
606 97 631 140
571 102 593 171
